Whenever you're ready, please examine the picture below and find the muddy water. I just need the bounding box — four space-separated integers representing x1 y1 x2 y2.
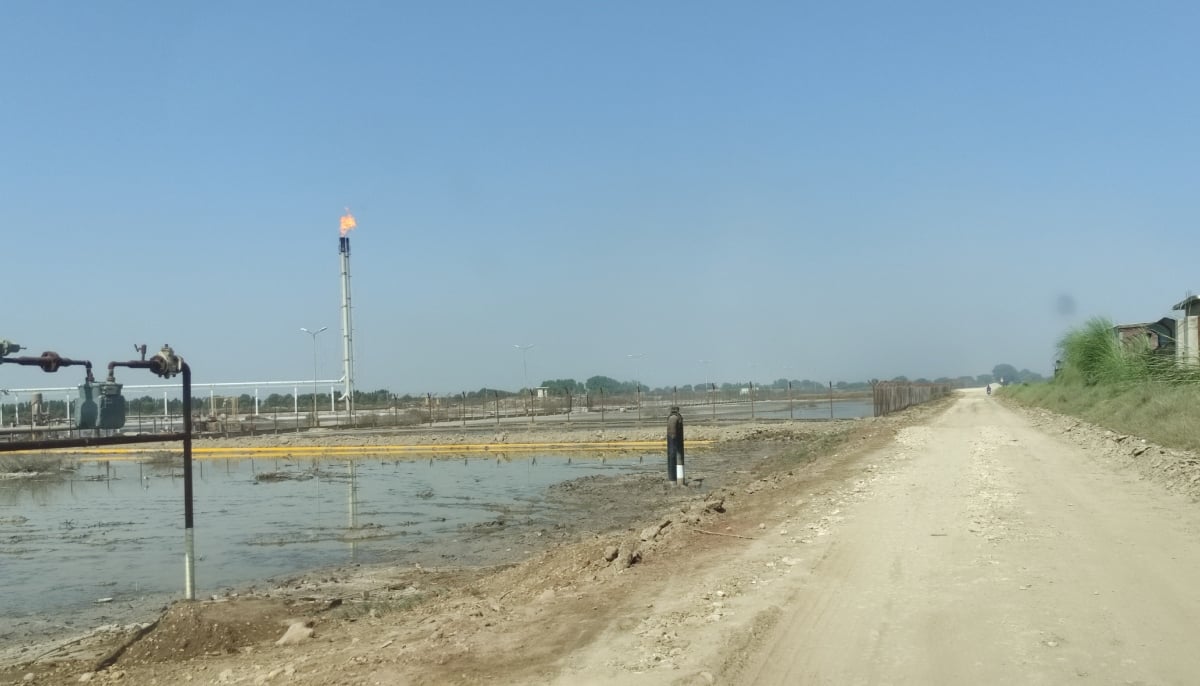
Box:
0 452 659 630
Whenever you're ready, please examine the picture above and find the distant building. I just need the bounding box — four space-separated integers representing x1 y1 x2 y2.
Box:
1114 317 1176 355
1173 295 1200 367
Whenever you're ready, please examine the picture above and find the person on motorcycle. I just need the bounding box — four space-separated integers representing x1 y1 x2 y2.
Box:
986 384 992 396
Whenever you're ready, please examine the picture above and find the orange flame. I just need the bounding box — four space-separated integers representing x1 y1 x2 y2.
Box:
339 208 357 236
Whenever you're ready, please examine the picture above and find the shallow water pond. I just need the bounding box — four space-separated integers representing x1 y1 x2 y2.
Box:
0 452 658 621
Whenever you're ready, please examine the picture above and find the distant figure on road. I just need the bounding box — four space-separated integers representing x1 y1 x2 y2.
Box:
986 384 992 396
667 406 684 485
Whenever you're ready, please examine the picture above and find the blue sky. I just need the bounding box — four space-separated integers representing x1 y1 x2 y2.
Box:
2 1 1198 395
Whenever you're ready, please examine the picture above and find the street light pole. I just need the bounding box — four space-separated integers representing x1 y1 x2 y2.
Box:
627 353 645 423
700 359 714 422
301 327 327 427
514 344 534 416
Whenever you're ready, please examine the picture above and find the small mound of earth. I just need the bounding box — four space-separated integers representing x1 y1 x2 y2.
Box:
118 598 306 665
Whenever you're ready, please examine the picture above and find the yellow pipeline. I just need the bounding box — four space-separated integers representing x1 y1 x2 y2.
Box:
62 439 712 461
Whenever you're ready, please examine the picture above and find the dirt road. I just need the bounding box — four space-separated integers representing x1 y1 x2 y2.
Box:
728 388 1200 684
7 390 1200 685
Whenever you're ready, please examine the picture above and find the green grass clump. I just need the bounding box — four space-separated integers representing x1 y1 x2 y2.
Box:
1003 316 1200 452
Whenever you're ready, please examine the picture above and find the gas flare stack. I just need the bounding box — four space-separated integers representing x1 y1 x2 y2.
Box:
339 209 357 420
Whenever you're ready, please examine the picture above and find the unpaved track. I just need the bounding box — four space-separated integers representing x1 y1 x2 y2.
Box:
8 390 1200 685
739 388 1200 685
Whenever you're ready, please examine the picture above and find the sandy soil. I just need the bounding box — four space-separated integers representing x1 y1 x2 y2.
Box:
5 389 1200 685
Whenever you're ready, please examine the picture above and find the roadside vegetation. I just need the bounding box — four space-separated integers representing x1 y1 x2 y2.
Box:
1003 317 1200 453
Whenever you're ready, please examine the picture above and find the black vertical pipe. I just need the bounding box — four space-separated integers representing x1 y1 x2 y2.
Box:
182 363 193 530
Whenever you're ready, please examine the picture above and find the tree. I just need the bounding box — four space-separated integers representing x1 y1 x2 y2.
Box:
1018 368 1045 383
541 378 583 394
992 364 1020 385
585 375 622 394
263 393 291 410
470 387 513 399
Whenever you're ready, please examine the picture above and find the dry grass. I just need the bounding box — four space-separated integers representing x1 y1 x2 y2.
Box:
1005 381 1200 453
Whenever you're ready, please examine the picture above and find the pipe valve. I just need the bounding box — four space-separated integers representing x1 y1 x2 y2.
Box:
150 344 183 378
0 340 22 357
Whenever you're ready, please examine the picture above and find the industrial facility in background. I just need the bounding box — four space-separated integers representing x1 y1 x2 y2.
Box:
339 208 357 420
1 340 199 599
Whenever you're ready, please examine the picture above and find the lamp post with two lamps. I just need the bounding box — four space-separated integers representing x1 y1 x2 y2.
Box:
700 359 716 421
514 344 535 418
627 353 645 422
300 326 327 427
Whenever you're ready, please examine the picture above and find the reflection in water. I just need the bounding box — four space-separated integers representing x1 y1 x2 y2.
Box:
0 451 661 623
0 473 70 505
347 460 358 562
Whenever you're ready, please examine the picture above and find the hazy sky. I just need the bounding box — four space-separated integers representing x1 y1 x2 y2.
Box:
2 2 1198 395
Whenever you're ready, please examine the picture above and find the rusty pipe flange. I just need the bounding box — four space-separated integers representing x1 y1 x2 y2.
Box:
37 351 63 373
149 345 183 378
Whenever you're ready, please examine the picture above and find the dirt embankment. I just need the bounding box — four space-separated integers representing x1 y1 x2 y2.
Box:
0 412 935 686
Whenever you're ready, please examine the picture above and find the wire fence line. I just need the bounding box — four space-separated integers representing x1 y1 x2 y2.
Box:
2 385 878 441
356 385 874 428
871 382 953 417
3 382 949 440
